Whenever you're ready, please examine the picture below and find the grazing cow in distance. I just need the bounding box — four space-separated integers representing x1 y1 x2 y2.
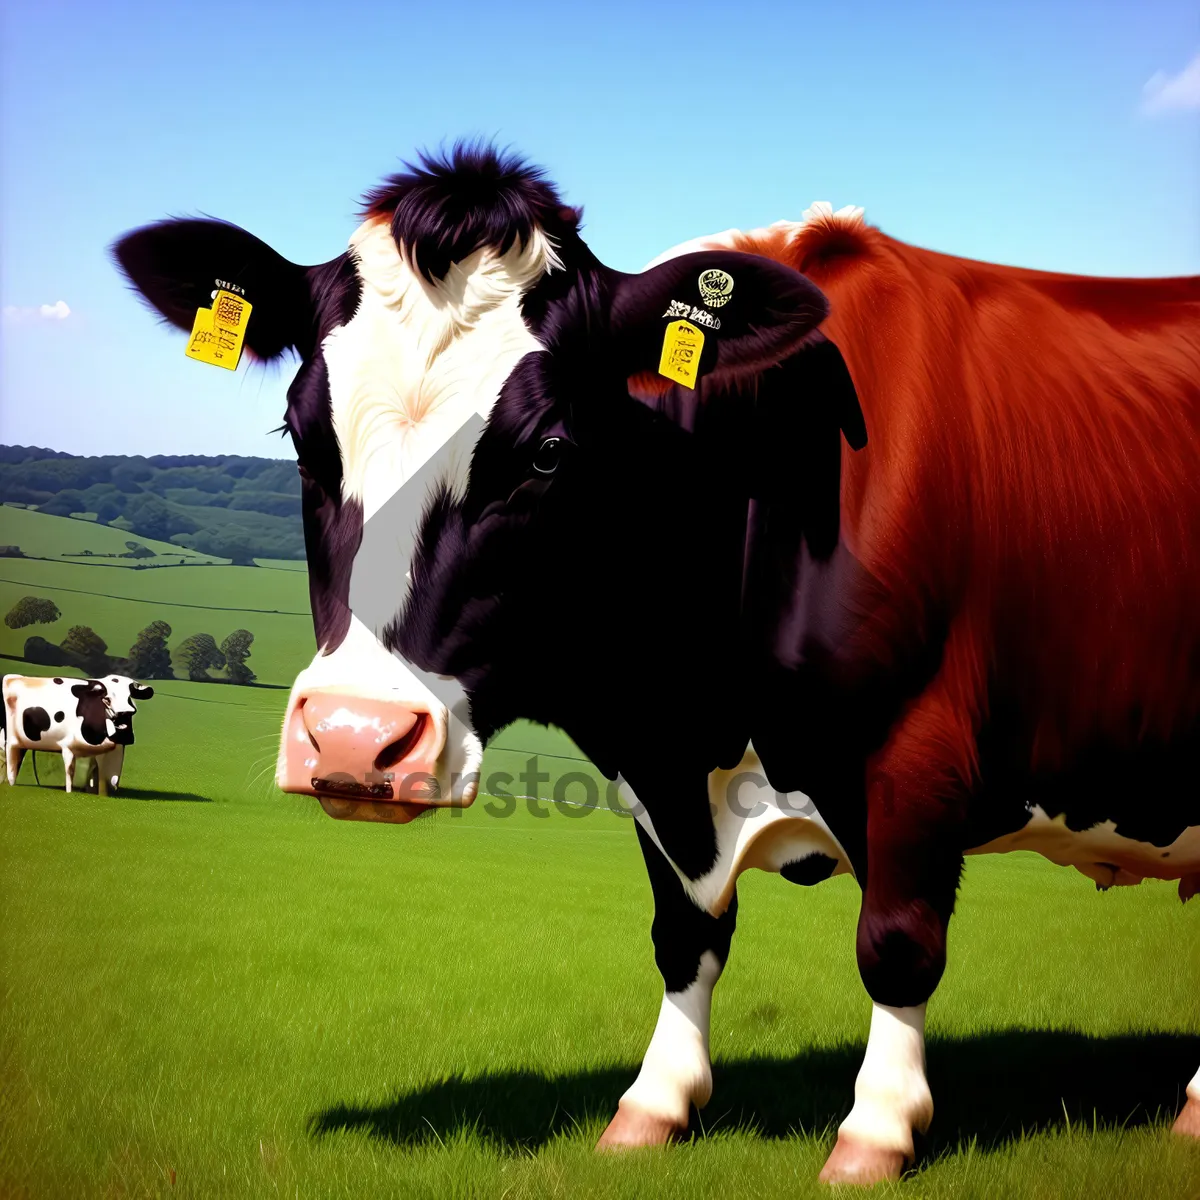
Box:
3 674 155 795
392 203 1200 1183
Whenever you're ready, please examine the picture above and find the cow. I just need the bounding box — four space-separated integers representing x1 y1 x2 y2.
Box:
2 674 154 795
389 203 1200 1182
113 146 1200 1182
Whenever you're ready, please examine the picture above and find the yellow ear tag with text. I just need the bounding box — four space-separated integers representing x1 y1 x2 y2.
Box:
658 319 704 389
185 289 253 370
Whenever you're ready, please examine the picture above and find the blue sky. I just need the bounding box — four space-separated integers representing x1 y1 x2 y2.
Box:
1 0 1197 459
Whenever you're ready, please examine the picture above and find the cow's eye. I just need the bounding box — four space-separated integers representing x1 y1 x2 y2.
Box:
532 437 565 475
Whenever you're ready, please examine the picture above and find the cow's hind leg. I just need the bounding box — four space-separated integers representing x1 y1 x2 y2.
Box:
821 680 972 1185
597 821 737 1150
1173 1064 1200 1137
6 742 25 786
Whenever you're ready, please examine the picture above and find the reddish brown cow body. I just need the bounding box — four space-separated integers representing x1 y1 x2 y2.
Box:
722 216 1200 1178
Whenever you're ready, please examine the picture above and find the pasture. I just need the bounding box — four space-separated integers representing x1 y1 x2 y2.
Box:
1 513 1198 1198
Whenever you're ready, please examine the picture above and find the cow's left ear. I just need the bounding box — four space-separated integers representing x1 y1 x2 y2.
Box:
112 218 314 361
129 684 154 700
607 250 830 389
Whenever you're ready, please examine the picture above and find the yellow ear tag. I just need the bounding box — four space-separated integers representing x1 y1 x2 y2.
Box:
185 289 253 370
658 319 704 389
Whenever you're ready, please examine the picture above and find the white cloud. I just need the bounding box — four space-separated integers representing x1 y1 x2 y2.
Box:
1142 50 1200 114
2 300 72 322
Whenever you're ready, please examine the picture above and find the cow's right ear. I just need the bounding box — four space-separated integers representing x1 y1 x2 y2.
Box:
111 218 313 360
71 681 106 698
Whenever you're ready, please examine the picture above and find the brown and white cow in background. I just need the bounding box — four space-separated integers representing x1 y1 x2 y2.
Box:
3 673 154 794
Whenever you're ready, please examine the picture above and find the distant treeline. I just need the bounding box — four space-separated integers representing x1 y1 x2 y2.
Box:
6 595 258 685
0 444 305 562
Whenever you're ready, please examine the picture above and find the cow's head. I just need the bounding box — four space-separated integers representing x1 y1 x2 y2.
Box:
114 143 597 821
393 251 866 775
98 675 154 745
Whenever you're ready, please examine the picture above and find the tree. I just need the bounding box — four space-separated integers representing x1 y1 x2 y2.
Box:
24 636 72 667
173 633 226 681
123 540 155 559
193 524 258 566
127 620 174 679
59 625 110 674
121 493 172 541
5 595 61 629
94 494 124 523
220 629 256 685
37 489 87 518
111 461 153 493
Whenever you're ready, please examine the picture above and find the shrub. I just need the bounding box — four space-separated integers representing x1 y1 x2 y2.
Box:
220 629 256 685
24 636 73 667
5 596 61 629
173 633 226 681
127 620 174 679
59 625 110 675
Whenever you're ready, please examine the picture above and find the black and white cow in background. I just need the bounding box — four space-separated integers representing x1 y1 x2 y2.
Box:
113 143 1200 1185
3 673 154 794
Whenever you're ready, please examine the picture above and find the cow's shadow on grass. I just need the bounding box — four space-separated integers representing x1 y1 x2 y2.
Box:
310 1030 1199 1155
117 786 212 803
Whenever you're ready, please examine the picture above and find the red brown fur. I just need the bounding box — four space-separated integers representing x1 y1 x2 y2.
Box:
734 217 1200 831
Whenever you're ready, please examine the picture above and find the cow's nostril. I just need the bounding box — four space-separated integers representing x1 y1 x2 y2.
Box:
296 698 321 754
374 712 428 772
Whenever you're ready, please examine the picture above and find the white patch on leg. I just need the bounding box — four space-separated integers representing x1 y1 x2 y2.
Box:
619 950 722 1127
837 1003 933 1158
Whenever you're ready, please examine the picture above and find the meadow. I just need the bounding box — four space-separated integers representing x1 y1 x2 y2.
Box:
1 510 1198 1199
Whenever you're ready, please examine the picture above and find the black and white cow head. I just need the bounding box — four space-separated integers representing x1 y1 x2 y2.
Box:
99 676 155 745
114 144 595 820
113 140 854 823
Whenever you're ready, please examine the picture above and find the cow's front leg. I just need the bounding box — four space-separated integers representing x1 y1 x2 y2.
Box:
597 821 737 1149
61 748 77 793
94 747 124 797
821 687 970 1185
6 741 25 785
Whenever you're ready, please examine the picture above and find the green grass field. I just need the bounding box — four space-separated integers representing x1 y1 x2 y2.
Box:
1 513 1198 1199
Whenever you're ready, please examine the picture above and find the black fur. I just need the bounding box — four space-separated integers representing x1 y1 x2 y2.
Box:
22 706 50 742
362 142 583 284
71 681 109 747
394 251 856 881
780 853 839 886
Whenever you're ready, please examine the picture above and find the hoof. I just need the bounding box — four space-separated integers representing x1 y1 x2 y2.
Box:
1172 1096 1200 1138
595 1102 685 1151
819 1134 907 1186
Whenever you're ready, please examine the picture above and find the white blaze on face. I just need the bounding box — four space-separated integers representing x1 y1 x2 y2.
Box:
277 217 562 796
325 217 560 522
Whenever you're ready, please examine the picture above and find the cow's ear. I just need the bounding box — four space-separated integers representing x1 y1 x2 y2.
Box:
71 681 105 698
607 250 829 389
111 218 313 361
130 684 154 700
